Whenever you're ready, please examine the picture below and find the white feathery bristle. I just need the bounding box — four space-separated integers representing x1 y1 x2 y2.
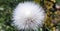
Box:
12 1 45 30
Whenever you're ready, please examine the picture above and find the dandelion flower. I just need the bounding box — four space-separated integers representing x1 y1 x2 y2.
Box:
12 1 45 31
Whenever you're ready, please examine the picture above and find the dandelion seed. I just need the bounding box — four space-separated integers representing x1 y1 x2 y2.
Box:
12 1 45 31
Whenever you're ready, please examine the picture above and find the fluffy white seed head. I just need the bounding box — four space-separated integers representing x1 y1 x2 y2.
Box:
12 1 45 30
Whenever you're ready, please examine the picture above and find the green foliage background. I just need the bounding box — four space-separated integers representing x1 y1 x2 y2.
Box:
0 0 23 31
0 0 60 31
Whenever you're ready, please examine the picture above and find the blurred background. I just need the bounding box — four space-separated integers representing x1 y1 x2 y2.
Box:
0 0 60 31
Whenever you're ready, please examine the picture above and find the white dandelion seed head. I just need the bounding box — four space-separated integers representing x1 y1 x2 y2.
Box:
12 1 45 30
